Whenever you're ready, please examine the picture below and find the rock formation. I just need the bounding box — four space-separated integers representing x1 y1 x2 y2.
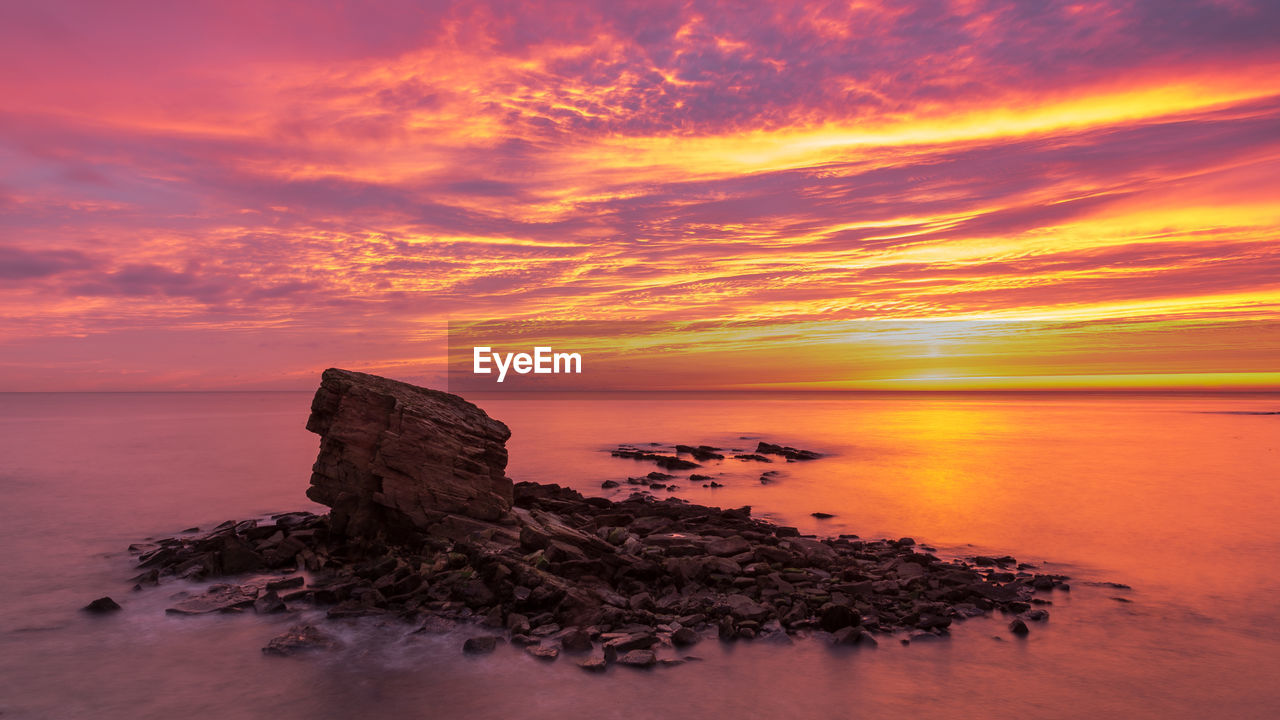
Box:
305 368 513 540
111 369 1104 670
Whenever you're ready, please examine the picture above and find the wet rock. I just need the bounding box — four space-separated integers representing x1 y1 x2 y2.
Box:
262 624 338 656
603 632 658 654
1009 619 1030 635
600 480 620 489
811 512 835 519
305 368 513 540
1024 609 1050 622
676 445 725 461
610 449 699 470
672 627 700 647
166 584 257 615
616 649 657 668
463 635 501 654
83 597 121 613
579 656 608 672
756 442 821 461
254 590 288 614
527 644 560 661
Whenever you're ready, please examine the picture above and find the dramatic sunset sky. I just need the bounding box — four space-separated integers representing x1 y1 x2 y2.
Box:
2 1 1278 390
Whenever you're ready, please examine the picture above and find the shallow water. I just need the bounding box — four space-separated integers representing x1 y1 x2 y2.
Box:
1 391 1277 719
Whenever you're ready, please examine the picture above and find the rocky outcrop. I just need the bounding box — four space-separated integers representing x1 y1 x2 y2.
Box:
110 370 1110 671
305 368 513 541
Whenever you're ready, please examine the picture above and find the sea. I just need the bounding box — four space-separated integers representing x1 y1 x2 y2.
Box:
0 390 1277 719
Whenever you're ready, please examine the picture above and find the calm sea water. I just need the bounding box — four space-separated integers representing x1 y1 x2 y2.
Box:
0 391 1277 719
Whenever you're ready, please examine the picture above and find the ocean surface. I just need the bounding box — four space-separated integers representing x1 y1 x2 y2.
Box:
0 390 1277 719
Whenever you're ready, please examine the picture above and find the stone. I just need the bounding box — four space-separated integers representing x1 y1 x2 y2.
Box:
83 597 121 613
819 604 859 632
755 442 821 461
579 656 608 672
1009 619 1030 635
527 644 560 661
305 368 513 540
671 627 700 647
262 624 338 656
560 628 594 652
266 576 305 591
603 632 658 653
722 594 770 622
706 535 751 557
811 512 835 519
166 584 257 615
616 649 657 668
254 590 288 614
463 635 501 654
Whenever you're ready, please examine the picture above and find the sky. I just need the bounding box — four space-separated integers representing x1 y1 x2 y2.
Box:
1 0 1278 391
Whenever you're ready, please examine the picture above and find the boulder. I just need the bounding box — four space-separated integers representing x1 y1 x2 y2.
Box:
305 368 513 540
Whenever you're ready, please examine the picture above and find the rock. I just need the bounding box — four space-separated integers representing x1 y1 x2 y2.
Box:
831 626 863 646
254 590 288 614
527 644 560 661
603 632 658 653
579 656 608 672
616 649 657 668
755 442 821 461
706 536 751 557
1024 609 1050 622
916 613 951 631
266 576 305 591
262 624 338 656
166 584 257 615
819 604 859 632
83 597 121 613
811 512 835 519
610 449 699 470
463 635 501 654
672 627 700 646
676 445 725 461
600 480 620 489
722 594 770 621
560 628 594 652
1009 619 1029 635
305 368 513 540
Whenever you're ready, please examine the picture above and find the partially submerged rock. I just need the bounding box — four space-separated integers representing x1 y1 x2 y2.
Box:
166 584 258 615
83 597 121 613
263 624 339 656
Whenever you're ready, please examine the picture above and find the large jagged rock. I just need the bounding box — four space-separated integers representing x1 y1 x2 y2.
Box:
305 368 513 540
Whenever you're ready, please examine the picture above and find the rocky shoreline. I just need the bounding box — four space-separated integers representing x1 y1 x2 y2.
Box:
95 368 1072 671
